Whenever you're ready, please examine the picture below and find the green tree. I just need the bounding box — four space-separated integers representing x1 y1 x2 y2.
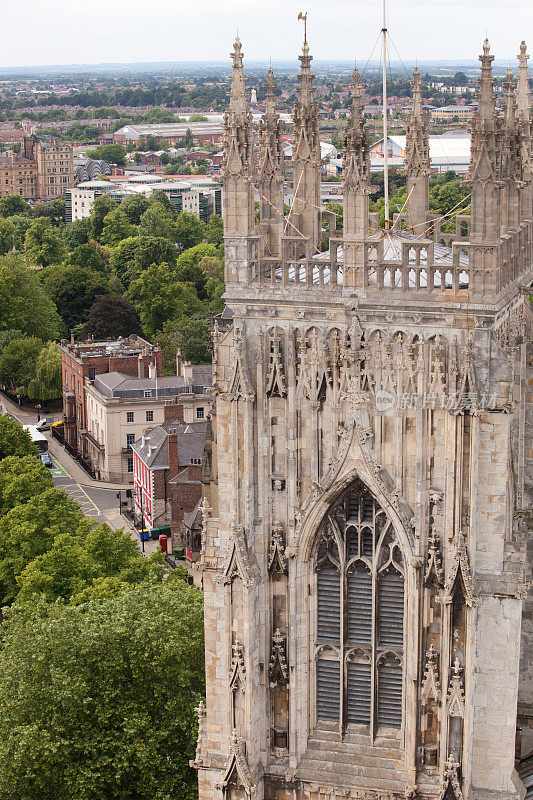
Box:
159 314 211 365
84 294 143 339
27 341 62 402
100 208 136 246
42 265 109 332
0 416 36 461
31 198 66 226
119 193 150 225
89 195 115 241
24 218 66 266
0 486 84 603
0 194 29 217
139 202 173 239
0 579 204 800
175 243 221 299
0 337 44 395
128 235 177 283
0 255 61 340
0 455 51 516
184 127 194 149
16 525 163 603
126 262 204 339
108 235 140 282
205 213 223 245
0 217 16 254
173 211 205 250
9 215 33 249
66 242 108 273
64 217 91 249
150 190 176 217
86 143 126 165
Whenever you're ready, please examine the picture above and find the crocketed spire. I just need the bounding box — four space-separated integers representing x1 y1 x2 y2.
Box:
291 32 321 246
504 67 517 128
477 38 496 122
517 41 531 120
229 37 247 116
405 66 430 177
342 68 369 191
258 67 283 179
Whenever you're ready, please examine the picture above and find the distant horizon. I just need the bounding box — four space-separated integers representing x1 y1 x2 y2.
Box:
0 56 523 77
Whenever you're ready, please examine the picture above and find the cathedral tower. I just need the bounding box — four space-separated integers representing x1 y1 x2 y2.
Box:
195 36 532 800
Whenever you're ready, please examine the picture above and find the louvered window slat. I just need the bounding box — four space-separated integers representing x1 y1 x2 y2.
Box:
377 661 402 727
378 571 404 647
317 567 340 642
316 660 340 720
347 568 372 644
346 661 371 724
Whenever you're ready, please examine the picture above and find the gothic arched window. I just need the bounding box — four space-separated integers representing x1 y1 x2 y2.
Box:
314 479 405 736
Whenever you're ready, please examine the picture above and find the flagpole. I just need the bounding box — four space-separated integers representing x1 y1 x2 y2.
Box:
382 0 390 229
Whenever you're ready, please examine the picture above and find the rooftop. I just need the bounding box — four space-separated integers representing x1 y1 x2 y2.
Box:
131 421 208 469
61 335 157 361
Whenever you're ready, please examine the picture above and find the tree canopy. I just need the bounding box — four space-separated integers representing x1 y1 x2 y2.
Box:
41 265 109 332
84 294 143 340
0 579 204 800
0 417 36 461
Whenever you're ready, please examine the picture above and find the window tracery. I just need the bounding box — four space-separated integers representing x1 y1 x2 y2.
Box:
314 479 405 736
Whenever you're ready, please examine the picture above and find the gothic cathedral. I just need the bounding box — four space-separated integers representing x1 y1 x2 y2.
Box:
193 35 533 800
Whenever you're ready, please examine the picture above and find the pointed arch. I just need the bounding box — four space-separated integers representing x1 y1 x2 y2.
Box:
312 477 407 735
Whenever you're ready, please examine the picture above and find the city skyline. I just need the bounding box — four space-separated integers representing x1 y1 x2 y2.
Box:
1 0 531 68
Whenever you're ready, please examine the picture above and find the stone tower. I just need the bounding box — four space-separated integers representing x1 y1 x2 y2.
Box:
194 38 533 800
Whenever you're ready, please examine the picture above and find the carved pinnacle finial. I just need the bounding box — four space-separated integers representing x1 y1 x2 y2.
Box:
411 65 423 118
504 67 517 126
229 37 247 115
477 38 495 121
264 67 277 119
517 40 531 119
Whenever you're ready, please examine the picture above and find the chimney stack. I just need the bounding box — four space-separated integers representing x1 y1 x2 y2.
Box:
168 433 179 478
148 362 156 380
138 354 145 379
164 397 185 424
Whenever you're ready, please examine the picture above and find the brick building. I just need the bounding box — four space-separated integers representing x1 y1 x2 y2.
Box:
84 372 210 483
0 136 74 200
60 335 162 459
131 399 207 549
34 139 75 199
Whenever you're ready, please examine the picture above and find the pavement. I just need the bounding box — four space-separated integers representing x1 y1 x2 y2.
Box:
1 392 160 556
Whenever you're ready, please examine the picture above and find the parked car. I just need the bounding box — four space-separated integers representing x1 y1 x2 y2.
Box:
40 452 53 468
35 418 54 431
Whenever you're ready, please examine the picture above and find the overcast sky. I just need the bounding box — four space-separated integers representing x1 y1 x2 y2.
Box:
1 0 532 68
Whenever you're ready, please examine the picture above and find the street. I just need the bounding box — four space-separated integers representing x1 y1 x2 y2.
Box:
2 395 159 554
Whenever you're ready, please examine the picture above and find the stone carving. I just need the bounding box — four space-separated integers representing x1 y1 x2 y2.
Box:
421 645 441 705
190 700 207 768
266 332 287 398
268 520 288 574
228 331 255 402
447 658 465 718
269 628 289 687
223 521 258 587
424 530 444 586
438 754 465 800
230 639 246 692
217 729 255 796
444 531 475 606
